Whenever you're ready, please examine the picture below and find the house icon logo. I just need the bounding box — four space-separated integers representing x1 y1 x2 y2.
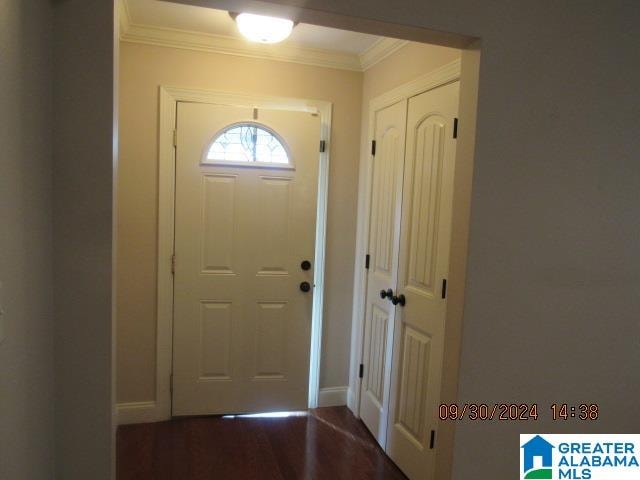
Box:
521 435 554 479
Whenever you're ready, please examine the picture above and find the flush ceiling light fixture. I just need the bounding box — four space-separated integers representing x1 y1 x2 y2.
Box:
230 12 295 44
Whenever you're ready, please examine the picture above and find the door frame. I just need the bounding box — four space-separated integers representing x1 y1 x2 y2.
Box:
155 86 333 420
348 59 461 417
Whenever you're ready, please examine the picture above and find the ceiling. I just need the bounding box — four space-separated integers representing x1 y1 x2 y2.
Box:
119 0 409 71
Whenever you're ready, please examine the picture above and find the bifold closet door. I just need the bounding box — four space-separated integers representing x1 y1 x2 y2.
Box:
359 100 407 444
385 81 460 480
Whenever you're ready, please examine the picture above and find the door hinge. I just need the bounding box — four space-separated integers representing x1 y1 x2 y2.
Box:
170 374 174 395
173 129 178 147
365 254 370 270
430 430 436 449
171 254 176 274
359 363 364 379
371 140 376 156
441 279 447 299
319 140 326 153
453 118 458 139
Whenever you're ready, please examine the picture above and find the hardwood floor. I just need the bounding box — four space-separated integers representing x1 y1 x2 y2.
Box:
117 406 407 480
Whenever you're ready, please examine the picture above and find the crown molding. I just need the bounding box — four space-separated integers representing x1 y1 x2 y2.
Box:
120 22 364 72
117 0 405 72
359 37 410 71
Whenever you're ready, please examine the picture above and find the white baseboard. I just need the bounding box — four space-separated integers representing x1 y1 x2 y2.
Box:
347 387 357 413
117 401 159 425
318 386 348 407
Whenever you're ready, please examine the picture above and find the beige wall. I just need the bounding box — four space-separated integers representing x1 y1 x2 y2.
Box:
362 41 461 102
0 1 54 478
117 42 363 402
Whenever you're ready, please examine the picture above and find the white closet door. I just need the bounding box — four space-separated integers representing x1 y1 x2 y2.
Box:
386 81 459 480
359 100 407 444
172 102 320 416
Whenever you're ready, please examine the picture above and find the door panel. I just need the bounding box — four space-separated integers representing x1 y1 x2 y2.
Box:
200 301 233 379
172 102 320 415
255 176 292 275
395 326 431 448
201 174 237 274
406 115 447 296
253 301 287 378
359 100 407 444
365 304 389 403
386 81 459 480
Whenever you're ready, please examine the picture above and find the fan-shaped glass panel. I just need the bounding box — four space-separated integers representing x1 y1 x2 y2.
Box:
206 123 290 164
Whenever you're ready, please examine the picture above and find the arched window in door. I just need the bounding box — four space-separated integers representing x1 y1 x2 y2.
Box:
205 123 290 165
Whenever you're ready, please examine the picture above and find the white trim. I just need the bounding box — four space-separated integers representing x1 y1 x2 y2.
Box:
156 87 177 421
121 23 363 72
117 401 158 425
157 86 332 419
359 38 410 71
348 59 461 416
347 386 356 411
308 100 332 409
317 387 348 407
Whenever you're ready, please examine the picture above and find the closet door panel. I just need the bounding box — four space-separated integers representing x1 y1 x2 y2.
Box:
386 81 460 480
359 100 407 444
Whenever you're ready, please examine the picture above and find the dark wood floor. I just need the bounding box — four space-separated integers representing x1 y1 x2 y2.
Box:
117 406 407 480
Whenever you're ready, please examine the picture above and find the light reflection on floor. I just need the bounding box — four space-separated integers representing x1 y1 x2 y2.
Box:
221 409 377 451
221 410 309 419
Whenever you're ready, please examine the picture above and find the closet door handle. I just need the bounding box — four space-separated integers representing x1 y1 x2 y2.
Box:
391 294 406 306
380 288 394 299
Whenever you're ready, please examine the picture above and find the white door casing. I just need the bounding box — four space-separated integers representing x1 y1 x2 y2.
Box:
172 101 321 415
358 100 407 444
385 81 460 480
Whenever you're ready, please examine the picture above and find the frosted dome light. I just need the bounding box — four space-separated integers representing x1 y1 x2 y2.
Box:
235 13 294 44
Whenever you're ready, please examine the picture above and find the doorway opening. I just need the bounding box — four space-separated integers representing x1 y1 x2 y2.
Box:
115 0 479 479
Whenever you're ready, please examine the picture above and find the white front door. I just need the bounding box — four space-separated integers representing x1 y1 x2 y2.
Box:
359 100 407 443
172 101 320 416
386 81 459 480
